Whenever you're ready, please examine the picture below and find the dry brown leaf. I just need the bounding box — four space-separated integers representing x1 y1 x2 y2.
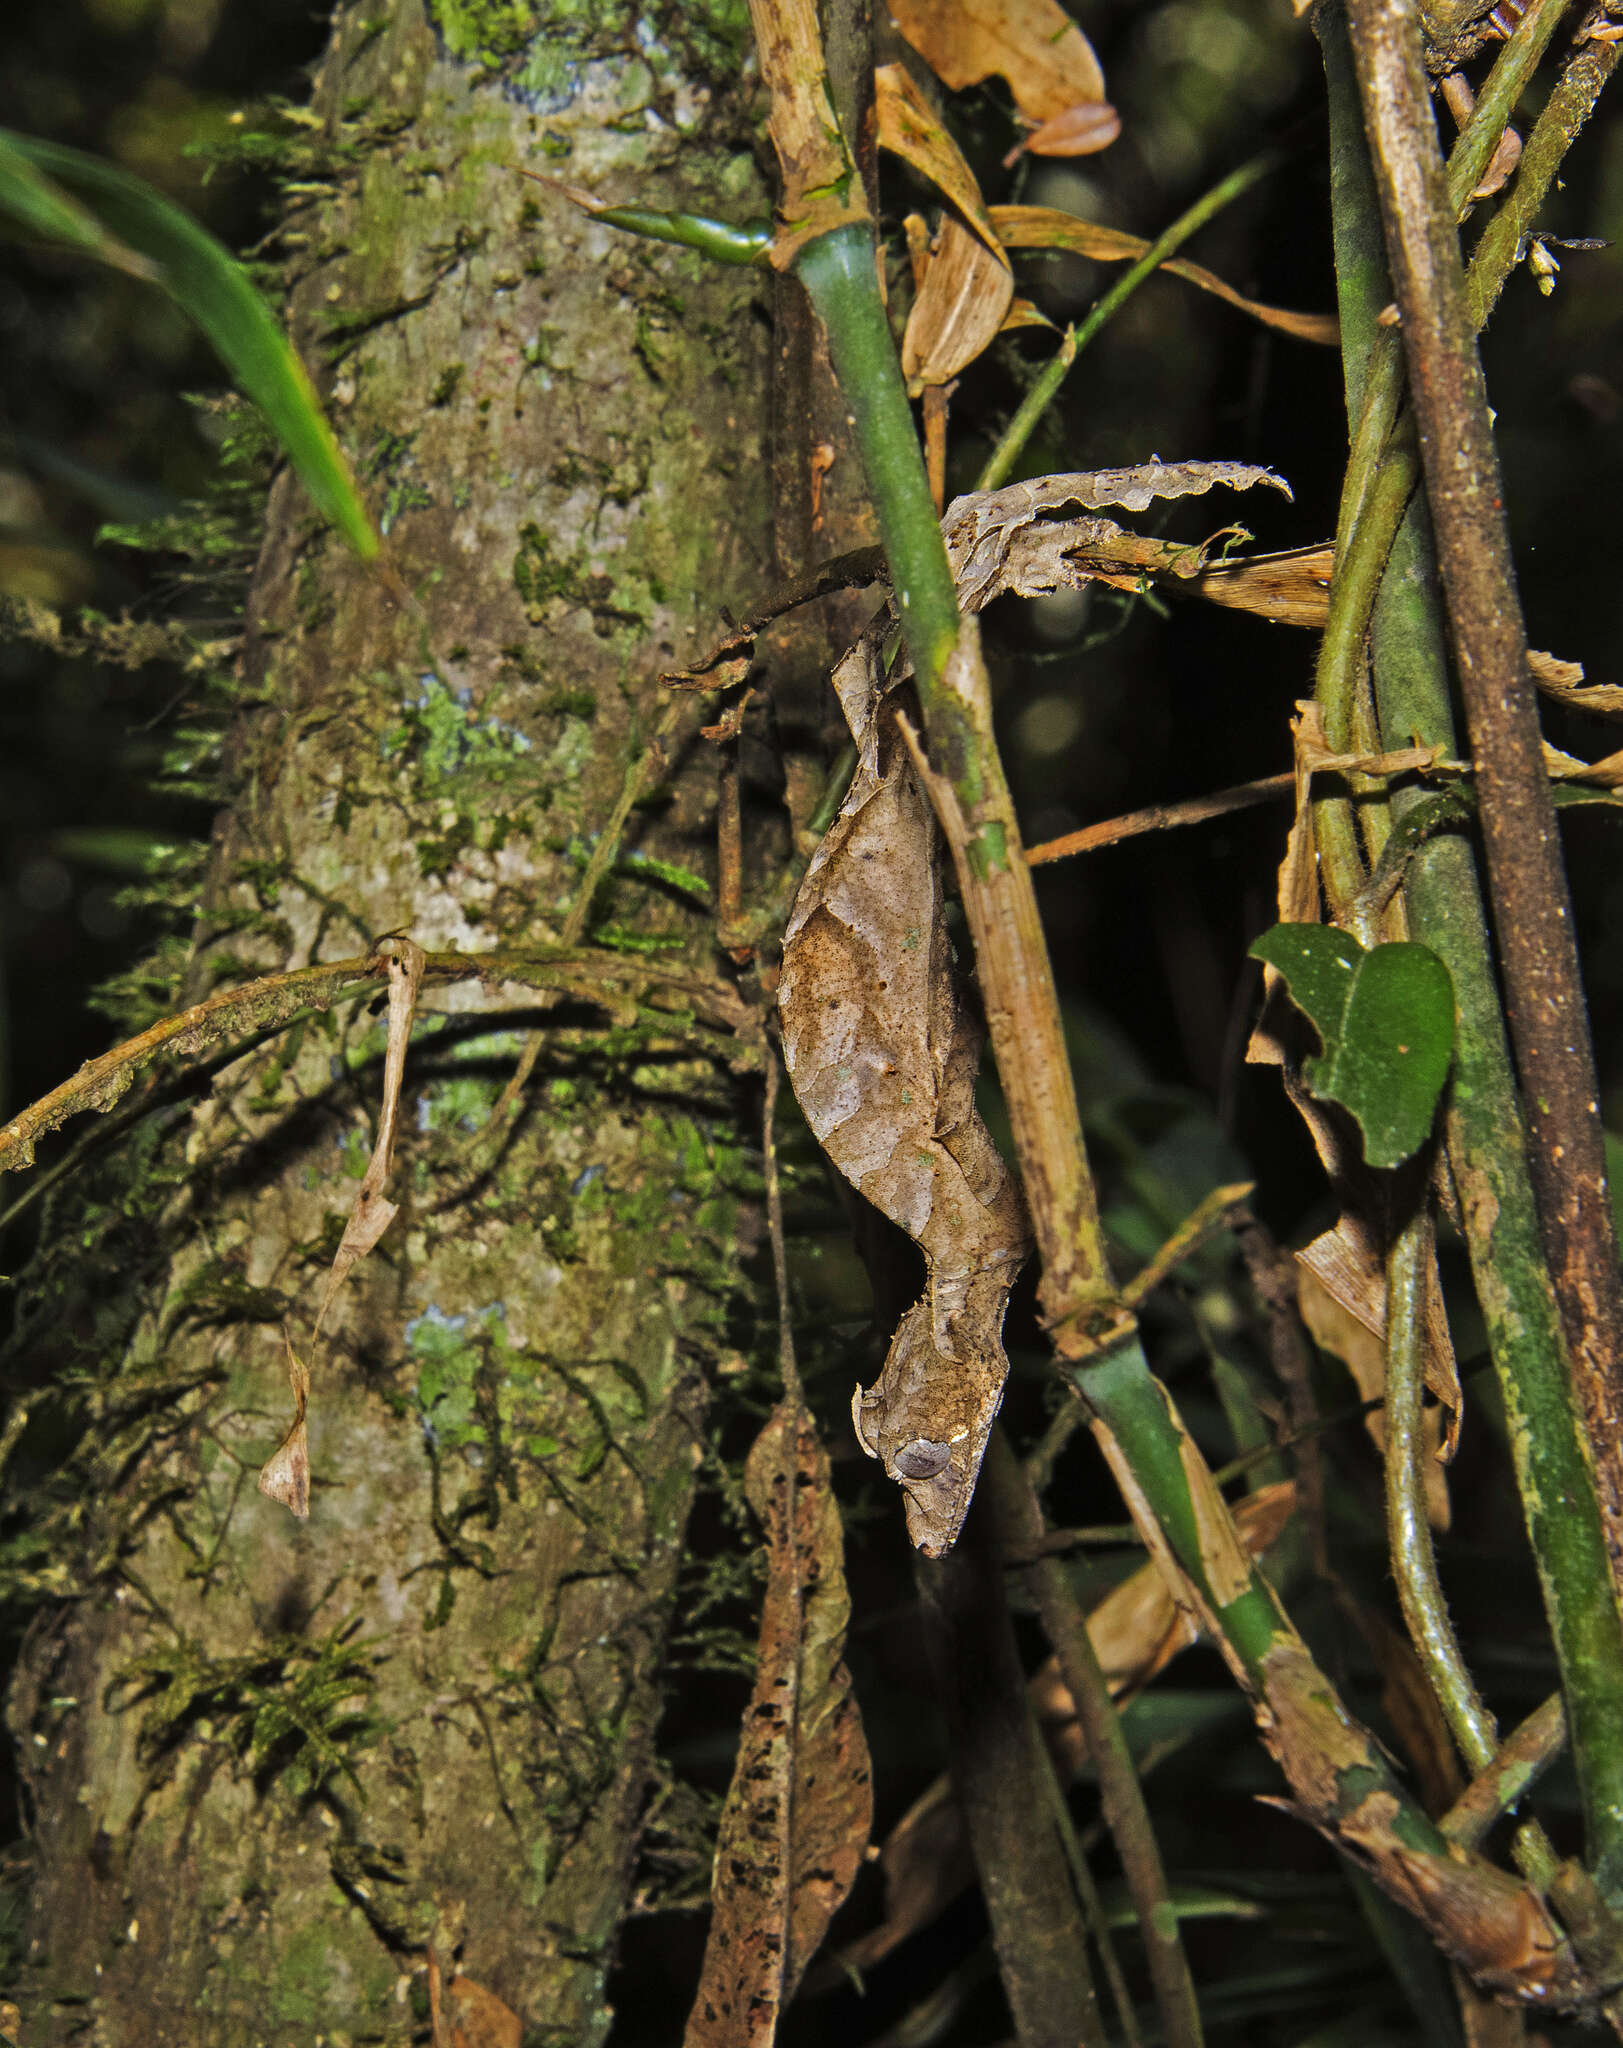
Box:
993 204 1339 345
889 0 1107 122
428 1952 522 2048
943 459 1292 612
257 1329 311 1520
1000 296 1057 335
1544 740 1623 789
779 637 1031 1557
1297 1218 1458 1526
1003 101 1121 167
1188 543 1335 628
875 63 1004 256
315 936 425 1332
684 1402 872 2046
902 213 1015 393
819 1483 1296 1983
257 938 424 1519
1527 647 1623 716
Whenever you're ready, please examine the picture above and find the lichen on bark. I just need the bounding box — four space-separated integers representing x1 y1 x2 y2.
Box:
4 2 775 2041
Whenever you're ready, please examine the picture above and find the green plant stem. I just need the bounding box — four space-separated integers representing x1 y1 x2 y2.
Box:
1072 1332 1586 2005
1468 26 1623 330
975 150 1281 494
1383 1204 1562 1889
794 220 1119 1340
1384 1203 1498 1775
1344 0 1623 1898
1311 0 1569 918
1442 1694 1567 1853
987 1429 1204 2048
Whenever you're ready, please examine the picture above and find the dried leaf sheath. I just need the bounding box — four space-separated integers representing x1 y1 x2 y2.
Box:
779 638 1030 1557
684 1403 871 2046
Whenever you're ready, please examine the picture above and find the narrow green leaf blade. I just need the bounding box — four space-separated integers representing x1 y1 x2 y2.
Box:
2 130 378 560
0 131 159 281
1249 922 1362 1049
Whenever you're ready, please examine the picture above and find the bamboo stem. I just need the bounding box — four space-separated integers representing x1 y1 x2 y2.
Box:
1343 0 1623 1896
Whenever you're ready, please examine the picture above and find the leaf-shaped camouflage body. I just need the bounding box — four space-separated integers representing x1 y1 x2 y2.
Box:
779 638 1030 1556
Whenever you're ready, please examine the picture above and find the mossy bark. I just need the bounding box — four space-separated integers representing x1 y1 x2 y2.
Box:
7 3 778 2041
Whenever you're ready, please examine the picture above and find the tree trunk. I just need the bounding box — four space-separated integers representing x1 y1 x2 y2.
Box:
8 4 778 2039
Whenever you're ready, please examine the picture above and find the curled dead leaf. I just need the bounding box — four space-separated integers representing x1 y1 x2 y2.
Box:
1003 101 1121 167
902 213 1015 393
816 1484 1296 1983
890 0 1108 122
993 204 1338 345
257 1330 311 1520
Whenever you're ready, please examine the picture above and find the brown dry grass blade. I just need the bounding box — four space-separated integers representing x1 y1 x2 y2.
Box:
875 63 1004 256
779 635 1031 1557
315 936 424 1333
684 1401 872 2046
993 203 1339 345
889 0 1108 121
256 1329 311 1520
258 937 423 1519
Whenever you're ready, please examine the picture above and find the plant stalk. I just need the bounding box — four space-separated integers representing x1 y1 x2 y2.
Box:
1343 0 1623 1895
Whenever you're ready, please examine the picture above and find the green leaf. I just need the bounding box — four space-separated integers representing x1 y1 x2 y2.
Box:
0 129 377 560
0 132 159 281
1250 923 1455 1168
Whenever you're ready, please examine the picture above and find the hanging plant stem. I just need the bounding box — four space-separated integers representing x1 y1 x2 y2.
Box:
1333 0 1623 1898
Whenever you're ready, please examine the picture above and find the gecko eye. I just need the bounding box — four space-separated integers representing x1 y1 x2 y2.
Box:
894 1438 952 1480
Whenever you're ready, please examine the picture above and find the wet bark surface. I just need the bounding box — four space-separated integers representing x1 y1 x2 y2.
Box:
7 3 775 2040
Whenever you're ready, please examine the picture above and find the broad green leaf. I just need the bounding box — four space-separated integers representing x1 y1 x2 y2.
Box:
1250 924 1454 1169
0 132 158 281
0 129 377 560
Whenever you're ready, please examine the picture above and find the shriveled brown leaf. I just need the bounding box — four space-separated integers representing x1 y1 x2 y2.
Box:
993 204 1339 345
1544 740 1623 789
257 1330 311 1520
818 1483 1297 1982
1003 101 1121 166
890 0 1107 122
683 1402 872 2046
1298 1216 1462 1481
943 459 1292 611
902 213 1015 393
779 637 1031 1557
1528 647 1623 715
315 936 425 1332
875 64 1003 256
428 1952 522 2048
1343 1596 1466 1815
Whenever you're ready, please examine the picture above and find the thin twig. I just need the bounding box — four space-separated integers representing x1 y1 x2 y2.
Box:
976 149 1286 493
762 1046 804 1410
1026 775 1293 865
